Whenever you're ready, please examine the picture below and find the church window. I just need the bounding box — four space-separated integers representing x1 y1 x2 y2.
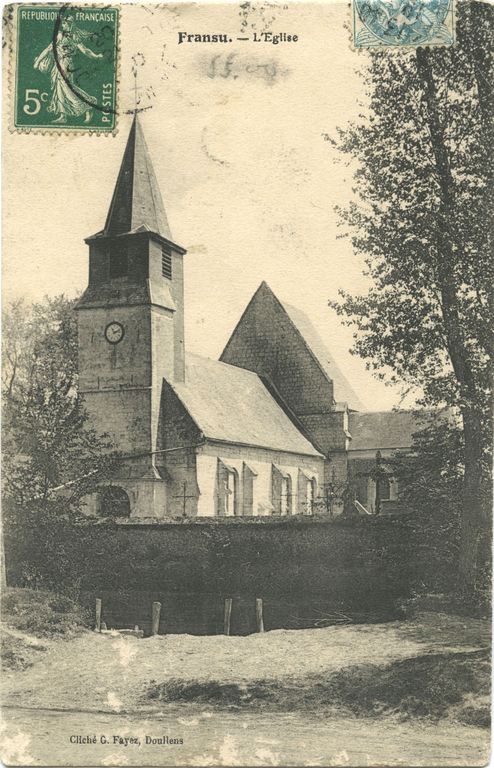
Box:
280 475 292 515
272 465 292 515
216 459 238 516
162 246 172 279
109 246 128 279
242 462 258 516
298 469 317 515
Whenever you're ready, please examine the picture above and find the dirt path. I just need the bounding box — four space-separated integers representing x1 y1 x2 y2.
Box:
1 706 489 767
1 612 489 766
2 612 488 714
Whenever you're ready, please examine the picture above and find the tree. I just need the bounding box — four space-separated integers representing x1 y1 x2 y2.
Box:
330 2 493 595
2 296 118 588
390 418 492 605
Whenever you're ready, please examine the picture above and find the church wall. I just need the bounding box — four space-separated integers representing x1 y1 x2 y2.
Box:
78 305 152 392
299 411 348 455
150 306 176 385
88 242 110 284
150 306 178 455
163 449 199 517
195 442 324 517
221 288 334 416
109 478 167 518
158 379 203 517
149 239 185 381
325 451 349 486
81 388 152 457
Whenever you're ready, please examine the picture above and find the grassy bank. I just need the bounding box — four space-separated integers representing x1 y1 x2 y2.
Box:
1 588 90 670
147 647 490 727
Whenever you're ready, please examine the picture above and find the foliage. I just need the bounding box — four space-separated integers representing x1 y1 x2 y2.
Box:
330 2 493 592
1 587 90 637
147 647 490 726
391 416 491 603
331 3 493 412
392 417 463 588
3 296 117 509
2 295 119 588
1 587 90 670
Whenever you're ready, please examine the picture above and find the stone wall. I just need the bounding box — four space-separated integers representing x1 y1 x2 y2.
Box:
71 516 412 634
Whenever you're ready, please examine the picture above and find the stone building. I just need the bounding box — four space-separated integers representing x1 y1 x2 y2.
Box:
76 116 422 520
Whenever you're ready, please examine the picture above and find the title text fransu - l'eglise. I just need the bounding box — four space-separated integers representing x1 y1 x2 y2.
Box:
178 31 298 44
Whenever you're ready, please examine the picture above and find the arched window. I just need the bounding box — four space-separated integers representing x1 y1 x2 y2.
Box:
98 486 131 517
280 474 292 515
216 459 238 516
242 462 258 516
224 469 237 516
272 465 292 515
298 469 317 515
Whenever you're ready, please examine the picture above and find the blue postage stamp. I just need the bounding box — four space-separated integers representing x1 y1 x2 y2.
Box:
353 0 455 48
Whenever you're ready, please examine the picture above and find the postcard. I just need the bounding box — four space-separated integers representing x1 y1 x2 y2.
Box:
1 1 491 766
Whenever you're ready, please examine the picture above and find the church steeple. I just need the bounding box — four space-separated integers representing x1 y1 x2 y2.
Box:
77 115 187 384
75 114 188 518
104 114 173 241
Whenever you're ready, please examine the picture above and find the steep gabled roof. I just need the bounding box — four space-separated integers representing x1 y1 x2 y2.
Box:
348 410 432 451
167 354 323 457
101 114 173 241
223 281 365 412
278 297 366 412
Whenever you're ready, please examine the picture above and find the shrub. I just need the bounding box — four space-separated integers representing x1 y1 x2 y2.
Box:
1 587 90 638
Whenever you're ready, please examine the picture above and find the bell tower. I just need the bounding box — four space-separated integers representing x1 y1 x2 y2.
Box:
75 115 186 517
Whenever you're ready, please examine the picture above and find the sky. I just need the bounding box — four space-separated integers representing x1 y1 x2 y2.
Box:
3 1 408 411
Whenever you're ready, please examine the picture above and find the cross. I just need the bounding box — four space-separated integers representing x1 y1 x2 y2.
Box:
173 481 197 517
133 66 139 113
129 59 151 116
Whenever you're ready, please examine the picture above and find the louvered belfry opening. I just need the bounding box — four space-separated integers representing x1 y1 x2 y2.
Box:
161 246 172 280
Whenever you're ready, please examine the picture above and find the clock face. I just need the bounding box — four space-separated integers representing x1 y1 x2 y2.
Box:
104 321 125 344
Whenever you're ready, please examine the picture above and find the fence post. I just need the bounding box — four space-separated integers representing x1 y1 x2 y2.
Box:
255 598 264 633
151 601 162 636
223 598 232 636
95 598 102 632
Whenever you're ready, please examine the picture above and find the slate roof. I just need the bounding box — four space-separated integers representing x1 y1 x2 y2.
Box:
168 354 323 457
348 410 432 451
278 295 366 411
99 114 173 241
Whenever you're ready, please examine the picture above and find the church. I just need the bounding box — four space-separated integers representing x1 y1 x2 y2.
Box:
76 116 421 520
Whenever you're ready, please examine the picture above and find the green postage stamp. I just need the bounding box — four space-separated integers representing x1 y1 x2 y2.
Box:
12 4 119 132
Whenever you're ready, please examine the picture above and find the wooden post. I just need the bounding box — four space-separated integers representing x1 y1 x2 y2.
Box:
256 598 264 633
223 598 232 636
95 598 102 632
151 601 162 636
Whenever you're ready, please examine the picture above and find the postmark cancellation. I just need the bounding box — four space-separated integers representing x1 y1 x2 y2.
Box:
10 4 119 133
353 0 455 49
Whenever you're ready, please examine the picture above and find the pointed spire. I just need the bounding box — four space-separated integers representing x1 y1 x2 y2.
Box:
103 114 173 241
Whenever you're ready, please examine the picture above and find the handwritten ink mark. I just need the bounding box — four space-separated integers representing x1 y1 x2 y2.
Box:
201 127 229 167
